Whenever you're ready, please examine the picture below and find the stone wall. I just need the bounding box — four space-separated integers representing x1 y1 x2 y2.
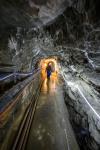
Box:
63 71 100 150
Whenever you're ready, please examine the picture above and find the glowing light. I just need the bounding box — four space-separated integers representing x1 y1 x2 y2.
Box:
40 58 59 79
44 63 47 67
62 73 100 120
77 85 100 120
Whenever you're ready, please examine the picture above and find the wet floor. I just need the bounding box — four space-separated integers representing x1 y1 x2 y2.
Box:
26 76 79 150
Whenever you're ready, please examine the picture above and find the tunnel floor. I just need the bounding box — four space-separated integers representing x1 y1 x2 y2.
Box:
26 76 79 150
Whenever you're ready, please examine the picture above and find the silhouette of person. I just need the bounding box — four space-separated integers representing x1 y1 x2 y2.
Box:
46 64 52 79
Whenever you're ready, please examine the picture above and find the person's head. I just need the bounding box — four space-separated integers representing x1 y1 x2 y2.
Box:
48 62 52 66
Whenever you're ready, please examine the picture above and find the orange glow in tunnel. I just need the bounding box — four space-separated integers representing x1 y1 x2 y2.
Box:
40 58 59 80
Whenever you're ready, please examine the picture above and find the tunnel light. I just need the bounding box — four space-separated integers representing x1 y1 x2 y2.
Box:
67 81 75 87
40 58 59 79
44 63 47 67
62 72 100 120
77 85 100 120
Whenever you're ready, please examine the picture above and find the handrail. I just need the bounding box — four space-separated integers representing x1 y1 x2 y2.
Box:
0 70 42 150
12 79 43 150
0 68 40 82
0 69 41 114
0 73 14 81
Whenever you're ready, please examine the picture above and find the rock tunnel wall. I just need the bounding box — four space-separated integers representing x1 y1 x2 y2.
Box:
0 0 100 71
0 1 100 149
62 70 100 150
0 0 100 72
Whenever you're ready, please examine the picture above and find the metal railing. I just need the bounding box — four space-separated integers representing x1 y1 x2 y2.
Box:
0 69 41 150
0 68 40 82
12 80 43 150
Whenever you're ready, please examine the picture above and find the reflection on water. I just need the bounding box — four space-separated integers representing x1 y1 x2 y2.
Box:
41 74 58 94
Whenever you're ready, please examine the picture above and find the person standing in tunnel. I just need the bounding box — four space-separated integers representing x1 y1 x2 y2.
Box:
46 63 52 79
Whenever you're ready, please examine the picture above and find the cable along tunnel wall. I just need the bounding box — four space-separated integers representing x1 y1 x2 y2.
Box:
0 71 41 150
62 72 100 150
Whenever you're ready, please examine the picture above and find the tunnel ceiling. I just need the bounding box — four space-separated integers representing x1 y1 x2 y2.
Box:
0 0 70 29
0 0 100 30
0 0 100 72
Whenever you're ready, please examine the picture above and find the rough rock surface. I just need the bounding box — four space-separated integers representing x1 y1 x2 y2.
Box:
0 0 100 149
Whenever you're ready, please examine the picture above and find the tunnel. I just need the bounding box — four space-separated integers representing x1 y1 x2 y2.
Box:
0 0 100 150
39 57 59 79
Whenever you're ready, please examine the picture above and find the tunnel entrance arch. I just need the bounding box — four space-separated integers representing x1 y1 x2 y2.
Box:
39 57 59 79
